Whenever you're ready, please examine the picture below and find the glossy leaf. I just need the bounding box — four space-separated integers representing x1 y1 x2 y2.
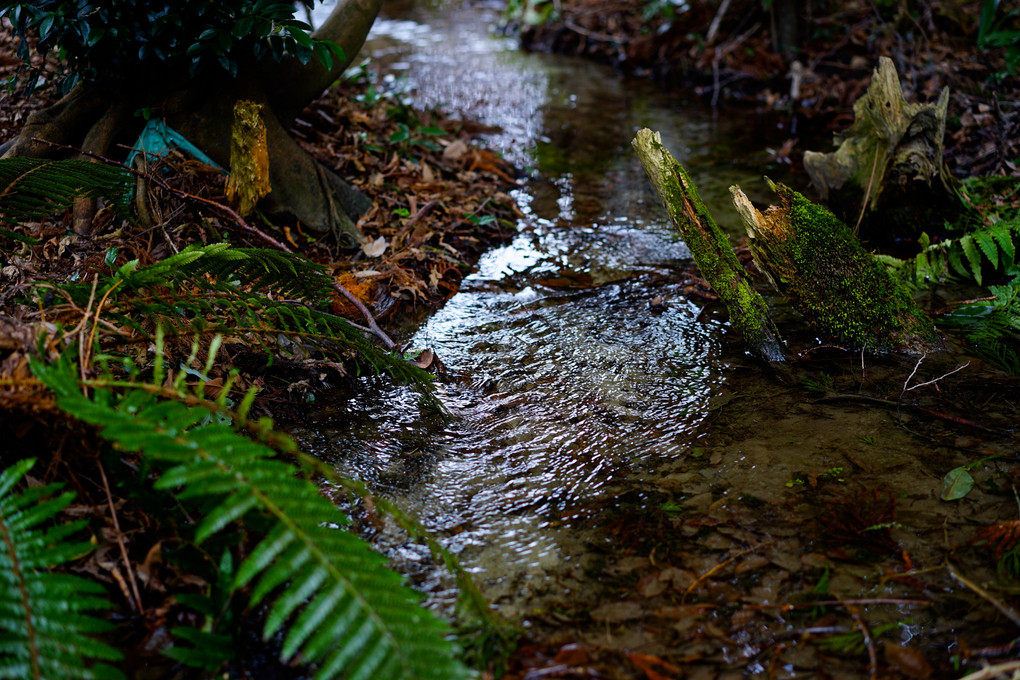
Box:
941 467 974 501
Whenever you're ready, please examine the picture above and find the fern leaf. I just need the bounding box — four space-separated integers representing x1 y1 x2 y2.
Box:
33 358 470 680
973 227 999 271
55 243 441 408
0 158 133 224
0 458 124 680
958 233 984 285
991 218 1018 266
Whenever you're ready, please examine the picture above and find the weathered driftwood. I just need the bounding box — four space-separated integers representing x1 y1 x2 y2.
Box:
632 128 785 361
731 179 942 353
803 56 967 240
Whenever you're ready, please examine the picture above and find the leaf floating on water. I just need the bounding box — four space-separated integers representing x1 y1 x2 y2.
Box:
940 467 974 501
535 269 595 289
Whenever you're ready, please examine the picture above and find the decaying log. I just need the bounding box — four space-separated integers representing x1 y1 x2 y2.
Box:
803 56 968 241
731 179 942 353
632 128 785 361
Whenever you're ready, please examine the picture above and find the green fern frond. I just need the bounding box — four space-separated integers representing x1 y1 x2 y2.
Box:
942 274 1020 374
112 243 336 303
0 458 124 680
54 243 439 406
32 357 471 680
884 218 1020 290
0 158 134 225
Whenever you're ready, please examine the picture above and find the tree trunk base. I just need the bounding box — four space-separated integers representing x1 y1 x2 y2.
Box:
2 79 369 242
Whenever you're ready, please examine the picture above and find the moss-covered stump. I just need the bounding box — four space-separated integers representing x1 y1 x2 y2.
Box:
632 128 785 361
731 179 942 353
802 57 969 243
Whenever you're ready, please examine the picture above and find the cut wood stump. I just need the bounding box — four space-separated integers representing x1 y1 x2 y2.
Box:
632 128 785 361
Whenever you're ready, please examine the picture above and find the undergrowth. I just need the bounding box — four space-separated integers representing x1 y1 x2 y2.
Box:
878 178 1020 374
0 157 509 677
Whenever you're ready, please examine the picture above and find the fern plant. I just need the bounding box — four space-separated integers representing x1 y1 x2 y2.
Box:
941 272 1020 374
31 351 472 680
50 242 439 406
0 158 133 222
878 216 1020 288
0 458 124 680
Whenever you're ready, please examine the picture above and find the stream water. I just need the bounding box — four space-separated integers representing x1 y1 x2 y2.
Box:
296 2 1020 678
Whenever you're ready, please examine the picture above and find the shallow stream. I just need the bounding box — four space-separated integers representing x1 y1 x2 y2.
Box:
296 3 1020 677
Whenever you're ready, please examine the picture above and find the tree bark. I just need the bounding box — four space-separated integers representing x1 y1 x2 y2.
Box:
265 0 383 126
803 56 969 242
632 128 785 362
731 179 942 354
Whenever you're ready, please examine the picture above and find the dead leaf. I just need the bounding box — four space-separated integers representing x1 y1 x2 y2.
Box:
734 554 770 575
361 236 388 258
552 643 590 666
627 652 679 680
637 571 669 598
421 161 435 183
412 348 434 369
443 139 469 161
884 642 932 679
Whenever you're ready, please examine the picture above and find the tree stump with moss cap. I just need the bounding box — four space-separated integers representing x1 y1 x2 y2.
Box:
802 56 970 242
731 179 943 353
632 128 786 361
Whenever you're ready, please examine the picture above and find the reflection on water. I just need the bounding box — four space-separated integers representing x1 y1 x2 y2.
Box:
296 0 791 611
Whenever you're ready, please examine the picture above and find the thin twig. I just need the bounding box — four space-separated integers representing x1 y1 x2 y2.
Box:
854 147 880 235
76 275 100 391
98 461 144 615
83 279 123 378
958 660 1020 680
901 351 928 395
903 361 969 392
946 561 1020 628
332 283 395 349
705 0 732 44
683 540 774 603
845 601 877 680
747 598 931 611
36 138 293 253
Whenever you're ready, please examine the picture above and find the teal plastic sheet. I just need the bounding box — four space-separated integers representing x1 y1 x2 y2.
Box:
125 119 223 170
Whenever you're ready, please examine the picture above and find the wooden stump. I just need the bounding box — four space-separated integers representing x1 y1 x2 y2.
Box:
803 57 968 242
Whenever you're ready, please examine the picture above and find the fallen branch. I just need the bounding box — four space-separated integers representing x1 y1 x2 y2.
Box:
632 129 785 361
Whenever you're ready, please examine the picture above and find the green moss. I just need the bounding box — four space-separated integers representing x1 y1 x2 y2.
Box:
771 184 939 351
634 129 784 360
